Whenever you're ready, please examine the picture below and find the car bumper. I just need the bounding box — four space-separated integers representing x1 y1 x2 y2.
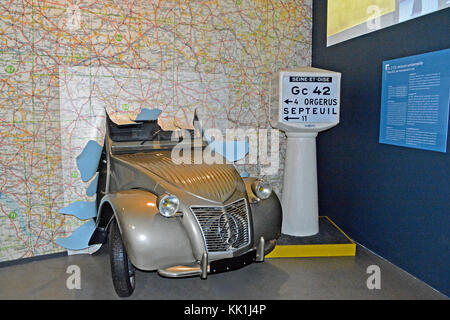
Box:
209 249 257 274
157 237 272 279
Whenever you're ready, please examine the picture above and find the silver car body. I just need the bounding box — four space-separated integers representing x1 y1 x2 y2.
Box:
89 117 282 277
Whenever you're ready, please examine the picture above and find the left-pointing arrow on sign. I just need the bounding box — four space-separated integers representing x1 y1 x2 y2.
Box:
284 116 299 121
284 99 292 104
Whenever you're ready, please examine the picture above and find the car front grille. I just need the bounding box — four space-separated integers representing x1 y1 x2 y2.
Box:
191 198 250 253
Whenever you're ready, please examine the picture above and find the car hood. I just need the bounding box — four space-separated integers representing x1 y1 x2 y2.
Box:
114 151 242 203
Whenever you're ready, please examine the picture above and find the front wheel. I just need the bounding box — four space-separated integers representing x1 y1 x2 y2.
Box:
109 219 136 297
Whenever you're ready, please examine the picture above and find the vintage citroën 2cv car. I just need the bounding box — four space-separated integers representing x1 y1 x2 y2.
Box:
87 112 282 297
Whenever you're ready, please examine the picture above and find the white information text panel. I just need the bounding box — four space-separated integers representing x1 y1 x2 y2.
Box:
281 75 339 123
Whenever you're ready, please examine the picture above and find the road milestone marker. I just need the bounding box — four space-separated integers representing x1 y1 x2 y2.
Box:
270 67 342 236
267 67 354 258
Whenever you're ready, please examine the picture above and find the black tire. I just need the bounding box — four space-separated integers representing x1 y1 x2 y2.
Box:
109 219 136 297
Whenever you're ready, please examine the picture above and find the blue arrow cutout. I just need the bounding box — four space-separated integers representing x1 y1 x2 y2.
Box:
76 140 102 182
55 219 96 251
204 132 249 162
135 108 162 121
86 174 99 197
58 200 97 220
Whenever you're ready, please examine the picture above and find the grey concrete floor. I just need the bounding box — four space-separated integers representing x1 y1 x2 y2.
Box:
0 244 446 300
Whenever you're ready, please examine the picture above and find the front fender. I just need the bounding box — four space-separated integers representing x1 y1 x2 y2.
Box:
244 178 282 242
99 189 195 270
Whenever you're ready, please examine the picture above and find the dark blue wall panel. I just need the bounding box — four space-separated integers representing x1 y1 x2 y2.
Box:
312 1 449 296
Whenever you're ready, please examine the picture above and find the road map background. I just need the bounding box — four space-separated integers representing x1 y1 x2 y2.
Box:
0 0 311 262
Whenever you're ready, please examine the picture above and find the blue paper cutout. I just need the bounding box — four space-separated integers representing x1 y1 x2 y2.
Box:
240 172 249 178
204 131 249 162
212 139 249 162
86 174 99 197
135 108 162 121
55 219 96 250
76 140 102 182
58 200 97 220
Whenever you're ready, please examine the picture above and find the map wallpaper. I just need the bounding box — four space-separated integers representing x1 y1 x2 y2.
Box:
0 0 312 262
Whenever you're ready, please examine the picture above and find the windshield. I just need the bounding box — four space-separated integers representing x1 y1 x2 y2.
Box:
106 114 206 154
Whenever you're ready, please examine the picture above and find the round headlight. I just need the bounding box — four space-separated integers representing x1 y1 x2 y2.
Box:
251 180 272 200
157 194 180 217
